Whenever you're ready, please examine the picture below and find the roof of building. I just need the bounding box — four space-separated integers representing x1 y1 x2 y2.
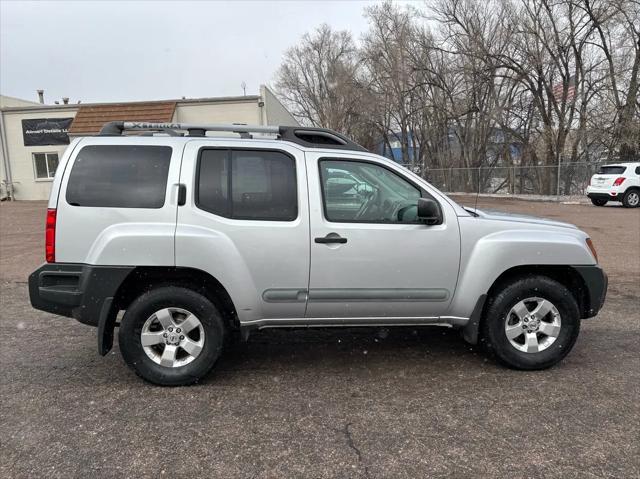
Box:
68 101 177 135
0 94 41 108
0 94 261 113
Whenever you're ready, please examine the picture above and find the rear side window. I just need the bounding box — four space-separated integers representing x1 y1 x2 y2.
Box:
65 145 172 208
197 149 297 221
598 166 626 175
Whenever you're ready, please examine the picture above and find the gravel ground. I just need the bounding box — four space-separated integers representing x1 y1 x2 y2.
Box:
1 198 638 478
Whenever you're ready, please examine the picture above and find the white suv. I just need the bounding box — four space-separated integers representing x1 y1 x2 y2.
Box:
587 162 640 207
29 122 607 385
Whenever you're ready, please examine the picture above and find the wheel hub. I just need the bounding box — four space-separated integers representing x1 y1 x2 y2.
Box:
141 308 205 368
523 315 541 332
505 297 562 353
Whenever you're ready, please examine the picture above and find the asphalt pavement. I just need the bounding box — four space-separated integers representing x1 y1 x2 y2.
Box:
1 199 638 478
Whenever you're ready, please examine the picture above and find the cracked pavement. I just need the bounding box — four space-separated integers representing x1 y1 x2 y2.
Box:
1 199 638 478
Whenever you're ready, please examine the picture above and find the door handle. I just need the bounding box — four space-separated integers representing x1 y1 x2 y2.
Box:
315 234 347 244
177 184 186 206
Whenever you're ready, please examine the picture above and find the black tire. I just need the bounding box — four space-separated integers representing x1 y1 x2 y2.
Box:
590 198 607 207
118 286 225 386
622 189 640 208
481 275 580 370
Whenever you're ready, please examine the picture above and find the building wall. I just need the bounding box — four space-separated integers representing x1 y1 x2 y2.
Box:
2 107 78 200
1 90 298 200
0 95 41 108
261 85 298 126
173 100 261 125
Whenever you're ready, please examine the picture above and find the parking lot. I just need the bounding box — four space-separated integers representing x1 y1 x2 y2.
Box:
1 198 638 478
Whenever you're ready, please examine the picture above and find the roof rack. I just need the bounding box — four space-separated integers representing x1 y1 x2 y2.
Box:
98 121 367 152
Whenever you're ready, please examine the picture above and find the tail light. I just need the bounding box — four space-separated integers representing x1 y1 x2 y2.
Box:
613 177 625 186
45 208 57 263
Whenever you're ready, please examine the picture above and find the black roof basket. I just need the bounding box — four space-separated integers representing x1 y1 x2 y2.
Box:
97 121 367 152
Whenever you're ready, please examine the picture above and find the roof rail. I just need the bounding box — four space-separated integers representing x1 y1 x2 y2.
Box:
98 121 367 152
278 127 367 152
98 121 279 136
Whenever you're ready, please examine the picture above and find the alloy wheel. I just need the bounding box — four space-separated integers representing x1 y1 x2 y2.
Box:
504 297 561 353
140 307 205 367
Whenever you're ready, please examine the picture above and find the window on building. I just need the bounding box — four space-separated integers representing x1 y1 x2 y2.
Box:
197 149 297 221
65 145 172 208
33 153 59 180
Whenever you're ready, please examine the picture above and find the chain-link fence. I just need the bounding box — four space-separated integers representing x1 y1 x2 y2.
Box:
400 162 606 197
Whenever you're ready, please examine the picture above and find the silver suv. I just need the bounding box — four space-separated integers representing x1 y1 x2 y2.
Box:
29 122 607 385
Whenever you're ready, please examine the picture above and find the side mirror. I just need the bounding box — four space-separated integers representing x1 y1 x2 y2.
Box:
355 182 375 197
417 198 442 225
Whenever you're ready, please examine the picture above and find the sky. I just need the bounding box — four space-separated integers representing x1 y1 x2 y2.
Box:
0 0 416 105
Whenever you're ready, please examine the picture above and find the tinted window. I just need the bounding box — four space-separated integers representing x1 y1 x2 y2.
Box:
635 166 640 175
598 166 626 175
319 160 421 223
66 145 172 208
197 149 230 217
197 149 297 221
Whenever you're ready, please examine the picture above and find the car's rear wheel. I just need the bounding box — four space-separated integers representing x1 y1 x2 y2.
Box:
622 189 640 208
481 275 580 370
590 198 607 207
118 286 225 386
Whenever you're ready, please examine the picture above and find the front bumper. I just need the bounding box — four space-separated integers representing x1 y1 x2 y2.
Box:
572 265 608 318
29 263 133 326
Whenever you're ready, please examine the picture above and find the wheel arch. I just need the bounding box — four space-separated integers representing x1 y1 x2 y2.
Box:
462 265 590 345
623 186 640 206
100 266 239 356
485 265 589 315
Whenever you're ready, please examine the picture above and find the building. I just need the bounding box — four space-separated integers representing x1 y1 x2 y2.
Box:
377 131 419 164
0 86 298 200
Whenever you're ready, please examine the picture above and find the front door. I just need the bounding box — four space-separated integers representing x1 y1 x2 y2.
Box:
306 153 460 320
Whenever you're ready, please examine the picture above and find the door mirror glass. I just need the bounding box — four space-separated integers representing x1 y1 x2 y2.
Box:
354 182 375 197
326 176 358 196
417 198 442 225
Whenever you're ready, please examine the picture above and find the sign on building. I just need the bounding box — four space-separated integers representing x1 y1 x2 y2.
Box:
21 118 73 146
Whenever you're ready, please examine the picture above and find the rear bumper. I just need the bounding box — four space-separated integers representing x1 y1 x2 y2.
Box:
573 265 608 318
29 263 133 326
587 192 622 202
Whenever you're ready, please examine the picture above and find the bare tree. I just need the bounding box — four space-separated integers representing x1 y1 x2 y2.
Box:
273 0 639 194
578 0 640 161
360 1 419 165
275 24 365 140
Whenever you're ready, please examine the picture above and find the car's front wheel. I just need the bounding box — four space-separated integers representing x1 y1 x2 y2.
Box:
481 275 580 370
590 198 607 207
118 286 225 386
